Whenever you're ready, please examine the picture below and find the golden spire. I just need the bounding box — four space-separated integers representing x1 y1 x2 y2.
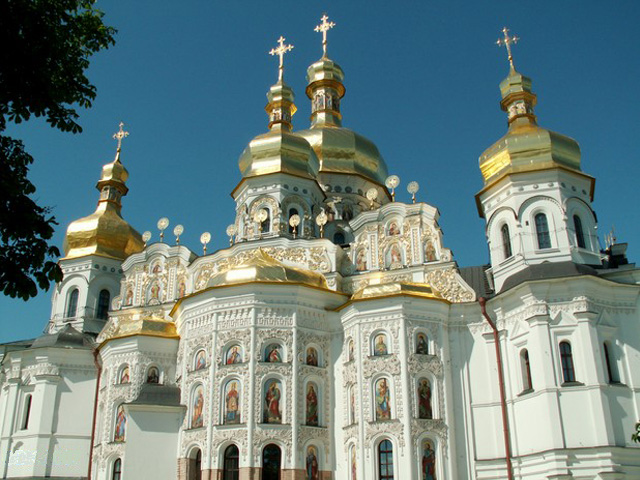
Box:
112 121 129 161
269 36 294 83
314 14 335 58
496 27 519 71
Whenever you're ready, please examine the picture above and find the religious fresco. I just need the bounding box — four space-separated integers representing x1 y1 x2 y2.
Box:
387 244 403 266
114 405 126 442
348 339 355 361
177 278 186 298
124 288 133 306
355 248 367 271
373 333 389 356
421 440 436 480
146 366 159 384
194 350 207 370
265 343 283 363
226 345 242 364
418 378 433 419
306 347 318 366
350 445 357 480
149 281 161 302
191 385 204 428
224 380 241 424
388 221 400 235
425 241 437 262
349 386 356 424
375 378 391 420
306 445 320 480
119 366 130 384
263 379 282 423
416 333 429 355
306 383 319 426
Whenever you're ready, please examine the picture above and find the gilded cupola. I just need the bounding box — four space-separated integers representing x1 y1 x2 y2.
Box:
63 123 144 261
479 28 581 188
237 37 320 181
296 15 389 186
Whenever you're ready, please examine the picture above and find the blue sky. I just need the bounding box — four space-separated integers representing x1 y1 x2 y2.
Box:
2 1 639 343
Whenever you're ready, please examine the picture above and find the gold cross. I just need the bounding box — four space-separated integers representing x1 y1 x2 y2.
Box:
269 36 294 82
314 14 336 57
112 122 129 152
496 27 519 69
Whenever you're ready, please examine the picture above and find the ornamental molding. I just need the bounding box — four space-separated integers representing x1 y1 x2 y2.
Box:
410 418 448 457
252 426 293 460
365 419 405 447
425 267 475 303
210 428 249 465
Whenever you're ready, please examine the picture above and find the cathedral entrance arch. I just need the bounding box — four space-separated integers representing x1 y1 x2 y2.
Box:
262 444 282 480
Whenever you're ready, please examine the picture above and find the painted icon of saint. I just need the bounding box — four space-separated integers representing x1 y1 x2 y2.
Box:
114 405 126 442
374 334 388 356
225 381 240 424
306 383 319 426
416 333 429 355
178 280 186 298
264 380 282 423
389 221 400 235
348 339 355 361
226 345 242 365
194 350 206 370
418 379 433 419
120 366 130 384
150 282 160 300
306 445 319 480
425 241 437 262
356 249 367 271
390 244 402 264
375 378 391 420
306 347 318 366
146 366 159 384
266 344 282 363
349 387 356 424
351 445 357 480
422 440 436 480
191 386 204 428
125 289 133 306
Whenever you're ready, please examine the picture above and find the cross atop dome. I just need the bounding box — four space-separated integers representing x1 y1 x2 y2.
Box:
496 27 519 70
112 122 129 160
314 14 336 57
269 36 294 83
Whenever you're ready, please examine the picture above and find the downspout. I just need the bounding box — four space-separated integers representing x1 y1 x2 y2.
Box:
478 297 514 480
88 347 102 480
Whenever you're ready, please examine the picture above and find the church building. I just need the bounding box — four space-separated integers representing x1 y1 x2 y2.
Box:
1 18 639 480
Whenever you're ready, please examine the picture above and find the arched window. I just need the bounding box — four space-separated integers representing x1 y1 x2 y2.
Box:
112 458 122 480
288 208 299 234
223 445 240 480
573 215 586 249
66 288 79 319
521 349 533 391
260 209 271 233
559 341 576 383
262 444 281 480
378 439 394 480
603 342 619 384
21 394 32 430
97 289 111 319
194 449 202 480
501 224 513 259
535 213 551 249
334 231 345 245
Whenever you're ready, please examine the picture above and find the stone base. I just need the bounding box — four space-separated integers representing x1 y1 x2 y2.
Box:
206 467 332 480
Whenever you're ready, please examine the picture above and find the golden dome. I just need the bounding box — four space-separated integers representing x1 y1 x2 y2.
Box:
479 68 581 186
98 317 179 347
351 282 445 302
207 249 328 289
63 157 144 261
297 57 388 185
238 81 320 181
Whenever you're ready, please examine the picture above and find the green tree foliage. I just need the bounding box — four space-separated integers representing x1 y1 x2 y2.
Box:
633 422 640 443
0 0 116 299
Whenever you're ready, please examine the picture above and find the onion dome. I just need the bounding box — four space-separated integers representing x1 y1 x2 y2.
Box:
296 16 388 186
207 249 328 289
479 44 581 188
238 37 320 181
63 124 144 260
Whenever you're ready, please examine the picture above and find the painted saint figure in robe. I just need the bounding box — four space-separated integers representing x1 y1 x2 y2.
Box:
226 345 242 364
388 221 400 235
422 440 436 480
374 334 388 356
191 386 204 428
375 378 391 420
350 445 357 480
416 333 429 355
178 279 186 298
349 386 356 424
425 241 437 262
194 350 207 370
264 380 282 423
125 288 133 306
150 282 160 300
306 446 319 480
266 344 282 363
418 379 433 419
114 405 126 442
120 366 130 384
306 383 319 426
146 366 159 384
356 249 367 271
389 244 402 264
306 347 318 366
225 381 240 424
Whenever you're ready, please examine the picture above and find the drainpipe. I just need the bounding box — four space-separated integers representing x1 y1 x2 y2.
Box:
88 348 102 480
478 297 514 480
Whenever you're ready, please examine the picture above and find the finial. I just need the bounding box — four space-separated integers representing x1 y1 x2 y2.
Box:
157 217 169 243
385 175 400 202
112 122 129 161
407 181 420 204
173 225 184 245
314 14 336 57
269 36 294 83
496 27 519 71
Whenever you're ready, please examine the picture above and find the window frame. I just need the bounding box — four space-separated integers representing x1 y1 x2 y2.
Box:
377 439 394 480
559 341 576 384
223 444 240 480
534 212 552 249
501 223 513 259
97 289 111 320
